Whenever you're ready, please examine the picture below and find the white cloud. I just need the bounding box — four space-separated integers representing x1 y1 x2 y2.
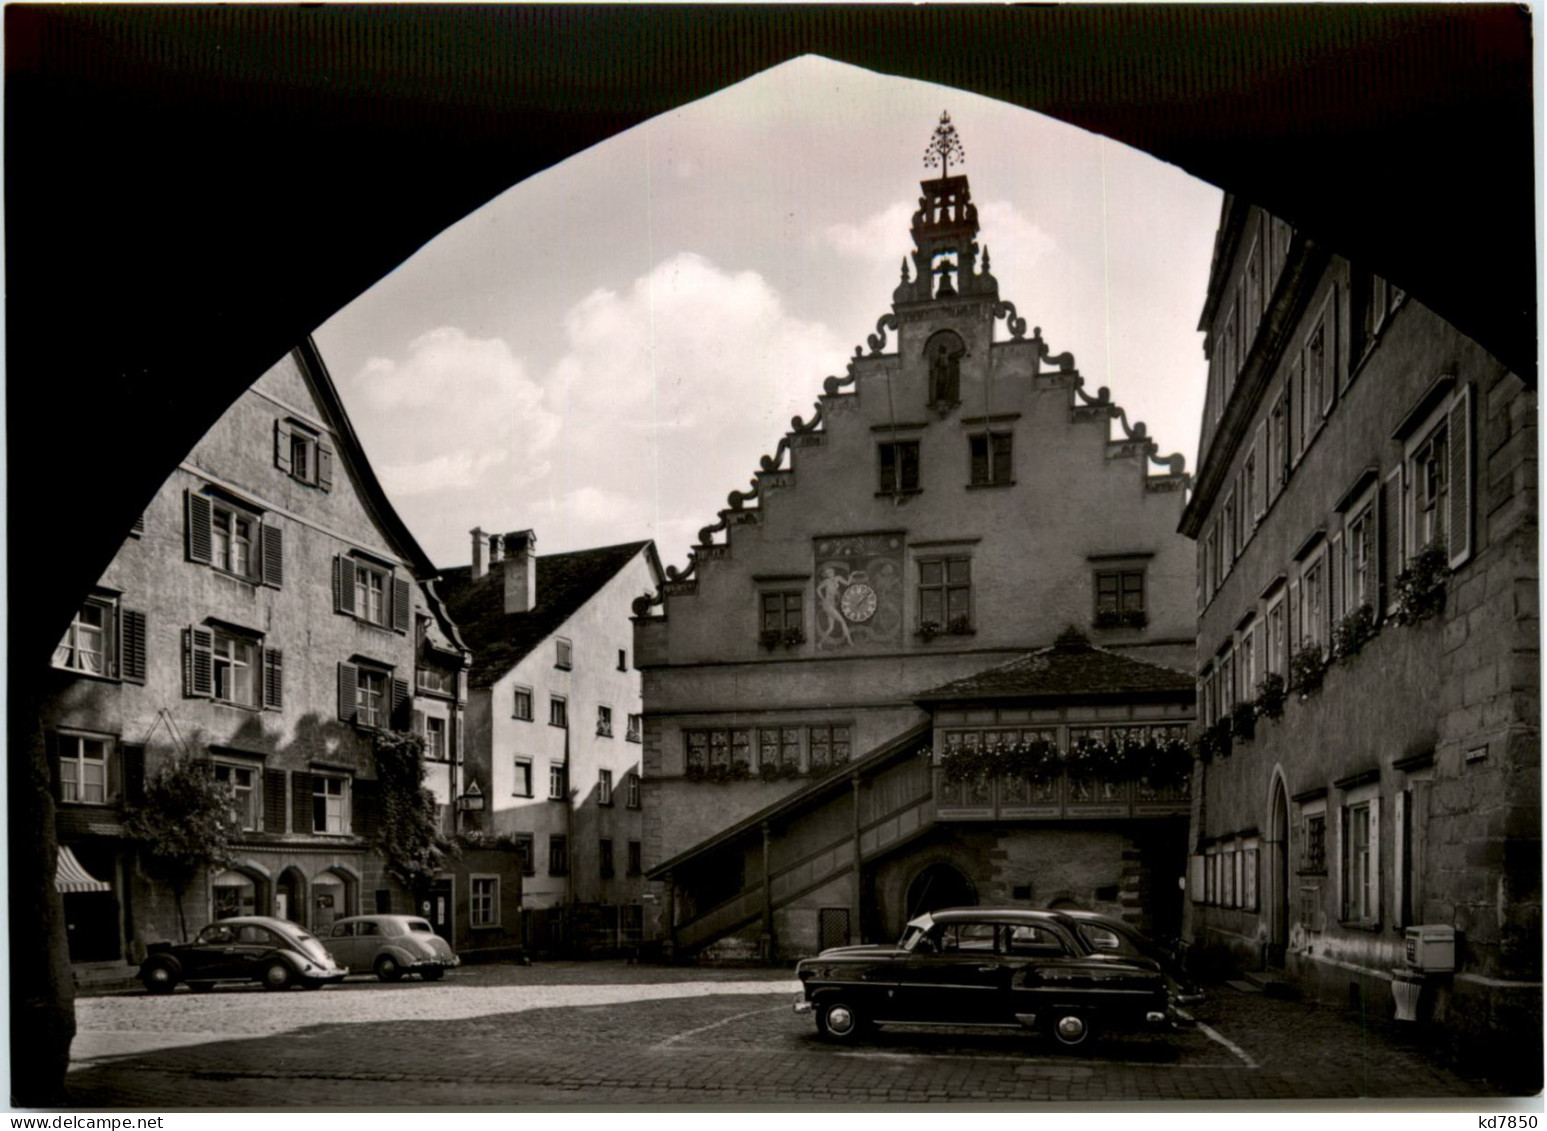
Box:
343 326 560 499
541 252 847 562
822 200 915 266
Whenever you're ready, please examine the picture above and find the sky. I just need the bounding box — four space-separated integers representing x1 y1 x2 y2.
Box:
314 55 1223 574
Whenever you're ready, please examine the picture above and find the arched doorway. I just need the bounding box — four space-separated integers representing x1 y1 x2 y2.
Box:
211 868 260 920
905 862 976 919
1266 776 1290 966
275 868 306 926
311 873 346 934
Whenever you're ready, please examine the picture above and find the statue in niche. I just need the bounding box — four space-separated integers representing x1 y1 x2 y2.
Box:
925 330 965 410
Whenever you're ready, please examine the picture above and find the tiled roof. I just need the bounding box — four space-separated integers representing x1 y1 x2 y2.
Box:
439 541 651 688
914 628 1193 704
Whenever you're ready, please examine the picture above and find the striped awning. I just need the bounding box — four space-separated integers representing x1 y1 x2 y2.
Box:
56 845 112 894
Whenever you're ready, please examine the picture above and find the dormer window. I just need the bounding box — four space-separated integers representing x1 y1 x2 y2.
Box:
274 418 333 490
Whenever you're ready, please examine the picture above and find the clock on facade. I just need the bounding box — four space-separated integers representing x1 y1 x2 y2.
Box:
840 581 878 623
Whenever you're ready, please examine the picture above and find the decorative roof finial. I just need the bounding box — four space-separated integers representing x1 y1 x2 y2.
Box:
923 111 965 178
900 257 911 282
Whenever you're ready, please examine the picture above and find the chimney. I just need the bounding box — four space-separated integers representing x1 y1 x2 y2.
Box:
503 529 537 613
470 527 486 580
488 533 504 566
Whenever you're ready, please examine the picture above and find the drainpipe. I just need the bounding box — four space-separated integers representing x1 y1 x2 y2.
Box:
851 775 863 945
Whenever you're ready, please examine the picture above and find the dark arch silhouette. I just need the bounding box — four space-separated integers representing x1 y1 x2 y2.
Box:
906 862 977 919
7 6 1534 1103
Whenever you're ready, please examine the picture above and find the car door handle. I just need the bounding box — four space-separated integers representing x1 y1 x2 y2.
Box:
977 965 1000 973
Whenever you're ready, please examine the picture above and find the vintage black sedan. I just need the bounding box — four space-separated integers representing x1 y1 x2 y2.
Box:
794 907 1175 1048
139 916 348 993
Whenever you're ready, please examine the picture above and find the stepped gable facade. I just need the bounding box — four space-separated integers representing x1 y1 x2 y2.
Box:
440 534 662 955
43 340 471 978
1181 194 1539 1083
633 128 1197 959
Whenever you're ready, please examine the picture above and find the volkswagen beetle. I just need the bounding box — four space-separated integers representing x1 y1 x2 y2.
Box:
793 907 1175 1048
139 916 347 993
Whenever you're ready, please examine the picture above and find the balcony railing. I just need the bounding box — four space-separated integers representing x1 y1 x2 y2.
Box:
932 767 1189 821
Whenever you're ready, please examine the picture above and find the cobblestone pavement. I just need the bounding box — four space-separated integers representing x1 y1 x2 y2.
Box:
60 964 1517 1108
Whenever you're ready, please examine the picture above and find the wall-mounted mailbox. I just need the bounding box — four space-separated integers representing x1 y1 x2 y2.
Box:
1404 924 1456 972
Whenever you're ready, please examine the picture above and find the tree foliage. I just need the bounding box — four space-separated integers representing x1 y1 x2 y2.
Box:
123 751 240 940
373 729 447 891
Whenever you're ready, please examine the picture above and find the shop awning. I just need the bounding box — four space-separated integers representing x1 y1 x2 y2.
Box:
55 845 111 894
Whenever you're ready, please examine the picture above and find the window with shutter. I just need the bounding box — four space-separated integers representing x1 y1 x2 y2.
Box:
274 419 293 475
130 512 146 537
291 771 313 833
334 555 356 615
261 524 283 588
184 626 214 697
391 677 410 729
263 648 284 710
264 768 289 833
1447 384 1473 569
338 662 358 722
1379 466 1402 619
120 609 147 683
393 577 411 633
317 444 335 491
186 491 213 564
55 597 117 677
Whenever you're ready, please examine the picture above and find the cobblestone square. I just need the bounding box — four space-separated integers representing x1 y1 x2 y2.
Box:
61 962 1517 1108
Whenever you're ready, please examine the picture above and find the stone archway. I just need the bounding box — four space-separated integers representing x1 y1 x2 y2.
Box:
211 865 268 921
275 867 307 927
905 862 976 919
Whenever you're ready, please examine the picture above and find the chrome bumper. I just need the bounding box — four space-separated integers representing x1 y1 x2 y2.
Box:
792 994 813 1014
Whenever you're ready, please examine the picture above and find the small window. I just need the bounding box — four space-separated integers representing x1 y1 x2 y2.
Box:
617 649 627 672
515 833 535 876
548 834 569 876
626 713 643 743
968 432 1013 487
213 629 261 708
878 440 921 495
759 591 803 641
1266 594 1287 677
549 695 567 728
597 705 613 738
628 839 643 876
1094 569 1145 627
808 724 851 770
599 838 615 879
289 430 316 483
276 418 331 489
555 637 573 670
918 556 971 630
1342 796 1378 926
599 769 614 806
356 563 388 627
1412 417 1450 553
424 716 446 762
312 774 350 835
513 686 533 721
1301 553 1327 653
470 876 499 927
213 761 259 831
1347 503 1376 612
212 504 258 579
57 734 112 806
549 762 567 800
54 598 113 677
626 772 641 809
1301 812 1327 874
356 667 388 728
513 758 533 798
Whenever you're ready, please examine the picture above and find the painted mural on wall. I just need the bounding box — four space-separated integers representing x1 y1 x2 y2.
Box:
813 534 905 650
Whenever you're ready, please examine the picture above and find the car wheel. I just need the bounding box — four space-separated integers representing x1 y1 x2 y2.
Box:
142 964 177 995
374 955 404 983
815 999 868 1044
1048 1011 1095 1049
420 966 445 982
262 961 293 991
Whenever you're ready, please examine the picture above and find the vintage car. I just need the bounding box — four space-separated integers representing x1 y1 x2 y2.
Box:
139 915 348 993
327 914 460 982
1061 910 1204 1006
793 907 1175 1048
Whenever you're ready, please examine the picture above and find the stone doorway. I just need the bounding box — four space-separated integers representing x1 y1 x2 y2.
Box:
905 862 976 919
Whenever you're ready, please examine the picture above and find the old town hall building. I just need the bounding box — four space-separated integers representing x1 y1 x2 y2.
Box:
632 121 1198 959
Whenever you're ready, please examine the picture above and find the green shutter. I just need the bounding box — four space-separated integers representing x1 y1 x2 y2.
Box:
274 419 292 474
317 444 334 491
292 771 313 835
338 662 358 723
263 648 284 710
392 577 411 634
264 769 288 833
334 556 356 615
184 627 213 697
